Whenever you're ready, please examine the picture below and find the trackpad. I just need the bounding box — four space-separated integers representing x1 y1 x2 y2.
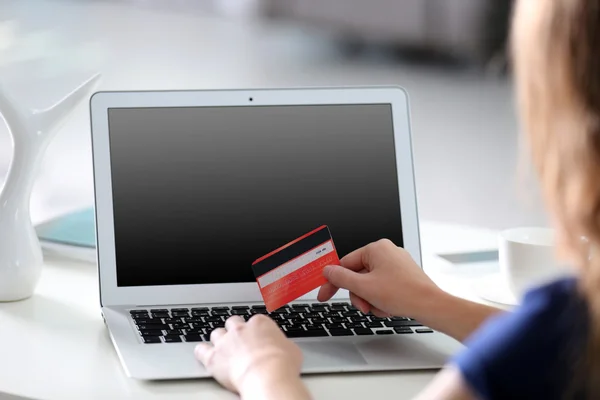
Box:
299 342 367 369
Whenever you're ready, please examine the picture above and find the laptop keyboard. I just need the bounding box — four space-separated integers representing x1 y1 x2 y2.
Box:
129 302 433 344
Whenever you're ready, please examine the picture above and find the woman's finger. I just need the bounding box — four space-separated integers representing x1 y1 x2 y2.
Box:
194 343 215 367
225 315 245 331
349 292 371 314
370 307 391 318
210 327 227 343
339 245 373 271
317 282 339 302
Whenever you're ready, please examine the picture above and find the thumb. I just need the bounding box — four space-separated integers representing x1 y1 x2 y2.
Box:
323 265 369 298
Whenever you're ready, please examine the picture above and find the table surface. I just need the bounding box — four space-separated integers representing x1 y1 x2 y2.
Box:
0 221 502 400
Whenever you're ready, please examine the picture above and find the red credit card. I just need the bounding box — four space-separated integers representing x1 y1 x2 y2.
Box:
251 225 340 312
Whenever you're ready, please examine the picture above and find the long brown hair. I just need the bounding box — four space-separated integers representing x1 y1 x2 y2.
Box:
511 0 600 397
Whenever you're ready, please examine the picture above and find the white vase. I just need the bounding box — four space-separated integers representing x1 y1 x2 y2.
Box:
0 74 100 302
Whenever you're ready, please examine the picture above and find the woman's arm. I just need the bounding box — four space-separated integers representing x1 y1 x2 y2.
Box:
318 239 503 343
415 290 503 343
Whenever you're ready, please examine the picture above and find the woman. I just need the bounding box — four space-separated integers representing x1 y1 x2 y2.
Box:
193 1 600 398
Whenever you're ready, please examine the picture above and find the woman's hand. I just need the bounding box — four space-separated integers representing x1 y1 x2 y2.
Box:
194 315 311 400
318 239 443 319
318 239 502 342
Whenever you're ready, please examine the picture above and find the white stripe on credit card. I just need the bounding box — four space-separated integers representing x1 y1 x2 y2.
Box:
257 240 335 288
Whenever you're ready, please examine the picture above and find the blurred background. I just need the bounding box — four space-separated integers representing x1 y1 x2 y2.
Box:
0 0 545 231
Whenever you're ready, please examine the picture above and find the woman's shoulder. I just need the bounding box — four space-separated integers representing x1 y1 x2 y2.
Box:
453 276 588 399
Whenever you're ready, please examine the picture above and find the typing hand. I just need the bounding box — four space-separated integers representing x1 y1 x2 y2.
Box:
318 239 442 318
194 315 307 399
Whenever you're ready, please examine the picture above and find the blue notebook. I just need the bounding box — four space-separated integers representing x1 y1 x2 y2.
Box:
36 207 96 248
36 208 96 262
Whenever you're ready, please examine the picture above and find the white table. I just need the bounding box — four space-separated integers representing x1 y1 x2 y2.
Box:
0 222 502 400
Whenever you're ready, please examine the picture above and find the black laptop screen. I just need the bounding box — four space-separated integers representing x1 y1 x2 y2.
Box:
106 104 403 287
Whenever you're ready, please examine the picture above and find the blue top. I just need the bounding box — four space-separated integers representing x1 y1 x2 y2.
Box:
453 278 589 399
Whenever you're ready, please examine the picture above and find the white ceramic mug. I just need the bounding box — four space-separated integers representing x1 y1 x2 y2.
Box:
498 227 566 300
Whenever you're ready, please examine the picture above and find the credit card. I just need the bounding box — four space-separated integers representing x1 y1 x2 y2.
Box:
252 225 340 312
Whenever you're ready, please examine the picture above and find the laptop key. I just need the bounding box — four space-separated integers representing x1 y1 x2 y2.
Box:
331 317 348 324
305 324 324 330
171 308 190 312
349 316 368 322
292 304 309 308
376 330 394 335
232 306 249 310
134 318 160 325
391 316 409 321
184 317 203 324
325 323 344 330
354 328 374 336
332 302 348 306
346 322 364 329
251 305 267 310
191 311 209 317
137 324 169 331
330 305 346 311
143 336 162 344
165 329 183 335
130 309 148 314
139 330 164 336
329 329 354 336
172 311 190 317
151 312 170 318
164 335 182 343
285 326 305 332
184 334 204 342
384 321 423 328
211 310 230 316
366 321 383 328
191 307 209 312
131 315 151 322
211 306 230 311
415 329 434 334
150 309 168 313
285 329 329 338
342 311 359 317
231 309 248 315
323 312 340 318
164 318 181 324
305 313 322 319
394 328 414 334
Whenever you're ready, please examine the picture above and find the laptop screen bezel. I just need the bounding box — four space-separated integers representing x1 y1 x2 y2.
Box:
90 87 421 307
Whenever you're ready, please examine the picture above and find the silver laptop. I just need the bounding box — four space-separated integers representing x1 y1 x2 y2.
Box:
89 87 462 380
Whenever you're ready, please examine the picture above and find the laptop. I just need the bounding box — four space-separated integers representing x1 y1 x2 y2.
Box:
89 87 463 380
